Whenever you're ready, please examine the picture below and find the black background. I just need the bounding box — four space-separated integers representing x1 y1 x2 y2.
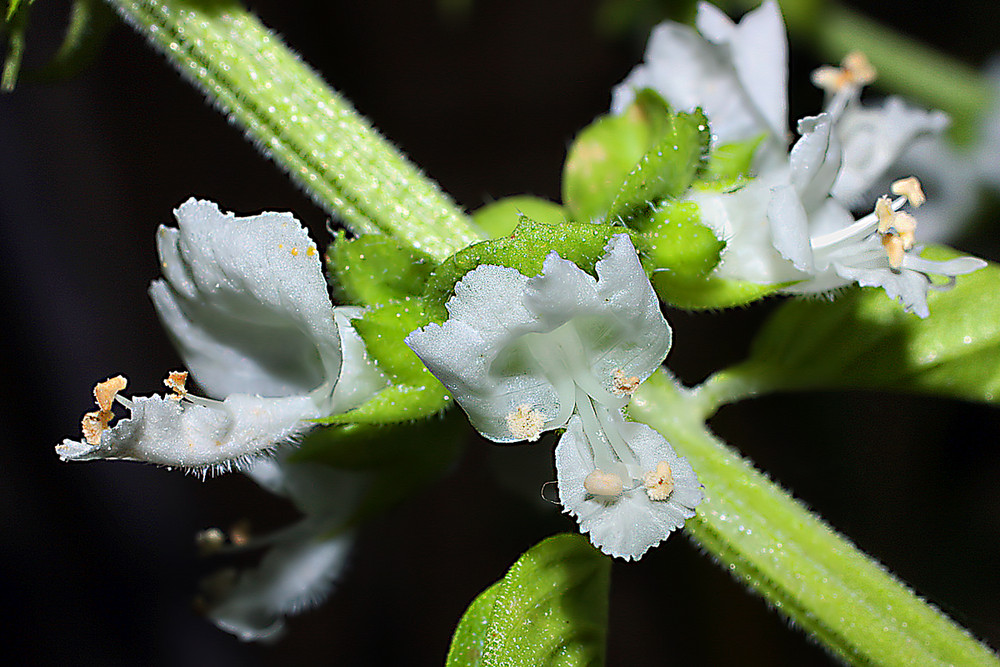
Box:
2 1 999 665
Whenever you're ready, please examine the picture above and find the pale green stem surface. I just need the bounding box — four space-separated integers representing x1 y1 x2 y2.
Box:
631 370 997 666
106 0 484 260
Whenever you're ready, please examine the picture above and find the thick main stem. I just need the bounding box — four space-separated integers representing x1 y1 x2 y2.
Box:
631 370 997 666
106 0 484 260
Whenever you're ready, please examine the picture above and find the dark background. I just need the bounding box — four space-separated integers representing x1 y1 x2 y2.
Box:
2 0 999 665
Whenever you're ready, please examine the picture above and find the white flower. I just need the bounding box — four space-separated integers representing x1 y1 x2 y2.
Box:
612 1 788 169
199 448 367 642
406 235 702 559
56 199 386 473
614 3 985 316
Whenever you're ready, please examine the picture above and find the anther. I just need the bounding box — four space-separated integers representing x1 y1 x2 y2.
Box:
811 50 876 93
164 370 189 399
93 375 127 412
612 369 641 397
505 404 546 441
644 461 675 501
891 176 926 208
584 469 624 497
882 234 905 270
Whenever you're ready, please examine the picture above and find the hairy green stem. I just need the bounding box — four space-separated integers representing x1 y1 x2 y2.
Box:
631 370 997 666
106 0 484 260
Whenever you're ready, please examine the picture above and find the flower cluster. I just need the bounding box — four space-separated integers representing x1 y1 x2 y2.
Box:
614 1 985 316
406 235 702 560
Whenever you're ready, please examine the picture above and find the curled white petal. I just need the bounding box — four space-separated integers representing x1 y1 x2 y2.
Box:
151 199 341 399
555 415 702 561
56 393 319 471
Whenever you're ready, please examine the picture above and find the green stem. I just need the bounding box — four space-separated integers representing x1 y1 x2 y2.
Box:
687 362 776 419
106 0 484 260
631 370 998 666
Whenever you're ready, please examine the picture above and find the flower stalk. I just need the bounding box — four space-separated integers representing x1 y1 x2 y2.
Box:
631 370 997 666
106 0 484 260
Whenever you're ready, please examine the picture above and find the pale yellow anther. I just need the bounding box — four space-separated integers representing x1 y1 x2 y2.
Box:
882 234 906 270
875 196 896 234
164 370 189 399
505 404 546 441
612 369 641 397
584 469 624 497
81 410 113 446
891 176 926 208
93 375 127 412
643 461 675 501
811 51 876 93
892 212 917 249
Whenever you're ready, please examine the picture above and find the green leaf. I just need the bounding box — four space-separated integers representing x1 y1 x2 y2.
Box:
737 247 1000 403
446 534 610 667
606 108 710 225
2 0 30 92
639 200 724 278
561 89 671 222
423 218 636 316
327 232 437 306
651 268 790 310
473 196 567 239
698 134 764 188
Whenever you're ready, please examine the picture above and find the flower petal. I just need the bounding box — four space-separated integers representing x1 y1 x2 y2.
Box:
151 199 340 399
555 415 701 561
56 393 319 471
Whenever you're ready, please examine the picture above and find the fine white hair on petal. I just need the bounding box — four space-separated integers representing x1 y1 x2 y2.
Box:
555 416 701 561
152 198 342 400
56 393 320 472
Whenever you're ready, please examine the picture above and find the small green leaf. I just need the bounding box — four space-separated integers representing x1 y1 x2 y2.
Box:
473 196 567 239
2 0 30 92
327 232 437 306
739 247 1000 402
423 218 636 316
445 534 610 667
606 108 710 225
317 384 452 425
562 89 671 222
352 297 440 384
639 200 724 278
698 134 765 188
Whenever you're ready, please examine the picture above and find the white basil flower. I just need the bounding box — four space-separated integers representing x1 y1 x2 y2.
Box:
56 199 386 473
406 235 702 559
612 0 788 168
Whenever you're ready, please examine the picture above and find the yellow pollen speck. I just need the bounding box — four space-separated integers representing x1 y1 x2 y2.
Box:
164 370 189 399
891 176 926 208
644 461 675 501
290 247 299 256
505 404 545 441
612 369 641 397
278 243 284 249
306 246 316 257
93 375 127 412
584 470 624 497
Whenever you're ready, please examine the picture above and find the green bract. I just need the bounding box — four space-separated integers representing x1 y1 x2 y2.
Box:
327 232 437 307
446 534 610 667
734 247 1000 403
639 201 724 280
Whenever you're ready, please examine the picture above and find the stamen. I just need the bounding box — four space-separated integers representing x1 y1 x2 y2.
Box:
93 375 127 412
612 369 641 397
891 176 926 208
81 410 113 446
644 461 675 501
882 234 905 270
505 404 546 441
875 196 895 234
164 370 189 399
810 51 876 94
584 470 624 497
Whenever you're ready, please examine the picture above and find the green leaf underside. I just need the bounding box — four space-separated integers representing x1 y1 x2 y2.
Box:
107 0 482 260
473 195 567 239
630 371 998 666
446 534 610 667
740 247 1000 403
328 232 437 307
423 218 636 317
